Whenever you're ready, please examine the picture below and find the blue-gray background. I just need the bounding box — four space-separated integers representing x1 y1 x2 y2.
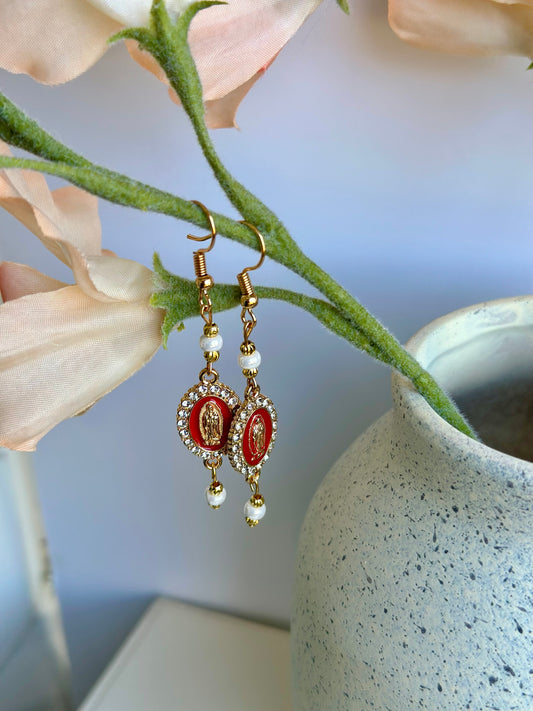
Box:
1 0 532 703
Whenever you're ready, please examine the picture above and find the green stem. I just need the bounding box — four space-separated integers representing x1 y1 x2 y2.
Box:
0 5 477 439
151 253 388 361
128 2 477 439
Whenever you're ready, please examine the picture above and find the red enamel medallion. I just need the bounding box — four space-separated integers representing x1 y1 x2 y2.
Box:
226 393 277 476
242 408 273 466
189 396 233 451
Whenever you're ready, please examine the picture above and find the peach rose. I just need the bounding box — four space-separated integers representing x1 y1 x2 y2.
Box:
389 0 533 57
0 0 323 128
0 142 163 451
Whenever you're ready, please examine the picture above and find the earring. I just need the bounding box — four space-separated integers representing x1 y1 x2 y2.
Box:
227 222 278 527
176 202 240 510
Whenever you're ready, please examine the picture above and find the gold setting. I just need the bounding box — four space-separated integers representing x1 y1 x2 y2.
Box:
176 381 240 458
196 275 213 290
209 481 224 495
242 368 258 378
240 294 258 309
203 323 219 338
240 342 256 355
207 480 224 509
250 493 265 507
226 393 277 477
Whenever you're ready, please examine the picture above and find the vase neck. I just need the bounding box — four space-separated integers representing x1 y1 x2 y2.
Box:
391 296 533 486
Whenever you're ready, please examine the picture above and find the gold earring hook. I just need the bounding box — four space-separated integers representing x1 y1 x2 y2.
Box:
237 222 266 309
187 200 217 255
239 221 266 274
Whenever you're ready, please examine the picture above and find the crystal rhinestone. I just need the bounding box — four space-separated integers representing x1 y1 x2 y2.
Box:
240 411 247 420
179 429 187 437
272 422 277 430
236 423 243 431
229 397 238 407
209 385 219 394
247 402 254 411
221 390 228 399
191 447 198 454
233 433 239 441
177 419 186 427
199 385 207 395
232 445 238 452
190 392 198 401
178 409 186 417
182 400 190 408
267 405 273 412
184 438 191 446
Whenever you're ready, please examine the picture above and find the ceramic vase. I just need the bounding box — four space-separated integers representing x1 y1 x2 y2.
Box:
292 296 533 710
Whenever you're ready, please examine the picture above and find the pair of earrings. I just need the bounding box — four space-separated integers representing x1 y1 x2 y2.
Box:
176 202 277 527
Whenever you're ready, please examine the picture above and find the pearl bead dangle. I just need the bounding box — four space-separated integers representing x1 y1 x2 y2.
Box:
176 202 240 510
226 222 278 527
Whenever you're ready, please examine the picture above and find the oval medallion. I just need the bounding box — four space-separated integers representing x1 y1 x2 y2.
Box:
242 408 272 466
190 396 232 451
227 394 277 476
177 382 240 458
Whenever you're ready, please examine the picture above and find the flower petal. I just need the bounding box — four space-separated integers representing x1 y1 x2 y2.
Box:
204 63 275 130
189 0 322 101
82 255 155 302
128 0 322 127
388 0 533 57
88 0 193 27
128 43 275 128
0 145 103 261
0 285 163 451
0 145 153 303
0 0 120 84
493 0 533 7
0 262 67 302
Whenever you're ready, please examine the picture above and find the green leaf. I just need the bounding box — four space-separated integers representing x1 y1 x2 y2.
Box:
151 254 388 361
108 27 154 47
528 62 533 71
336 0 350 14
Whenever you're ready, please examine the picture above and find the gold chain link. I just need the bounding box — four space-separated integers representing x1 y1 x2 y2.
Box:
241 307 257 345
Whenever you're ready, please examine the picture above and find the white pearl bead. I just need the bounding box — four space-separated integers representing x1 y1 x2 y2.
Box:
238 350 261 370
205 486 227 508
199 334 223 352
244 500 266 521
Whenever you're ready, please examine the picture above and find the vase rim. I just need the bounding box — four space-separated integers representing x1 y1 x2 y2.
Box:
392 295 533 474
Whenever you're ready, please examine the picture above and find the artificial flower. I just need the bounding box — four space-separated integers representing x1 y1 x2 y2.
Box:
0 142 163 451
0 0 323 128
388 0 533 57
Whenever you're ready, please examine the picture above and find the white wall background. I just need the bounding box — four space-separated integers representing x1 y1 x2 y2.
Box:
1 0 532 702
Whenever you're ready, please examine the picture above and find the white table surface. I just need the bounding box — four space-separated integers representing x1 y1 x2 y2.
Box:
79 598 292 710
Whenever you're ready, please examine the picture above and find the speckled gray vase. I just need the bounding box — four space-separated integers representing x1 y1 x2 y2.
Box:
292 296 533 711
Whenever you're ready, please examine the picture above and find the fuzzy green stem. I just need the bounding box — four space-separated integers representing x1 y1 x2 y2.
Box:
124 2 477 439
152 253 387 361
0 7 477 439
